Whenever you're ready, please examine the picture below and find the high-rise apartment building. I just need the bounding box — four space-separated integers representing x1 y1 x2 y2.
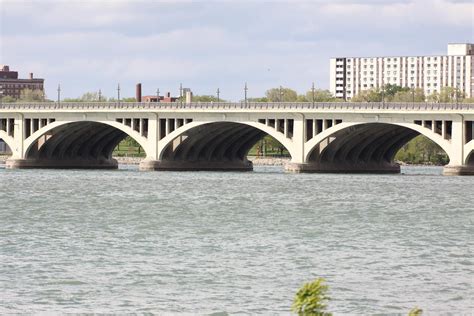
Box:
329 43 474 100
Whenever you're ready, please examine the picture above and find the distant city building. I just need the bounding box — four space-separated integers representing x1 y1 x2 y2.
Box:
329 43 474 100
142 92 179 103
0 65 45 99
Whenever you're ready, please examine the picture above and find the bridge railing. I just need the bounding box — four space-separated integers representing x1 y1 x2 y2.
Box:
0 101 473 111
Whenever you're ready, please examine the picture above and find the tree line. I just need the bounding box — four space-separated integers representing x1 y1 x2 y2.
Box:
2 85 473 103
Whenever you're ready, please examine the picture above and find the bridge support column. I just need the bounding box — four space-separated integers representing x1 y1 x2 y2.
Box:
442 165 474 176
5 158 118 169
139 159 253 171
284 162 400 174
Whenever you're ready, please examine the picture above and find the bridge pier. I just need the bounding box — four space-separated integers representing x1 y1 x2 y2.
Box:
284 162 400 174
442 165 474 176
5 158 118 169
139 159 253 171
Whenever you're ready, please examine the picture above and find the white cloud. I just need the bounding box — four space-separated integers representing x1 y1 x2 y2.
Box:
1 0 472 100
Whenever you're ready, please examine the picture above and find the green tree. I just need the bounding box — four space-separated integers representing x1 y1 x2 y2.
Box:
351 88 383 102
1 95 16 103
438 87 464 103
18 89 45 102
266 87 298 102
192 95 225 102
395 135 448 165
64 91 108 102
302 89 338 102
292 278 332 316
392 88 425 102
122 97 136 102
247 97 269 102
383 84 410 100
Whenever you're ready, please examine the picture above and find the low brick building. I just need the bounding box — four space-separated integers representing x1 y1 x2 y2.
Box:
143 92 178 103
0 65 44 100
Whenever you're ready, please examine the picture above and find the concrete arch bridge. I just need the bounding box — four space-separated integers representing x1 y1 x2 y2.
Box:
1 102 473 175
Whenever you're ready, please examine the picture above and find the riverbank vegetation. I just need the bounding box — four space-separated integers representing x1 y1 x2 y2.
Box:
292 278 423 315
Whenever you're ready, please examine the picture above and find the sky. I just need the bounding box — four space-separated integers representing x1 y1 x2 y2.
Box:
0 0 473 101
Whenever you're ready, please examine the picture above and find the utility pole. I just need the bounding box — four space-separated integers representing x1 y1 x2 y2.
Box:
279 85 283 102
179 83 183 106
216 88 220 102
311 82 315 106
98 89 102 102
156 88 160 103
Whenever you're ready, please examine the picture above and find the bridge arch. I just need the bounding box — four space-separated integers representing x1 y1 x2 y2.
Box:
465 141 474 165
302 122 453 173
152 120 296 171
0 131 15 155
20 120 150 169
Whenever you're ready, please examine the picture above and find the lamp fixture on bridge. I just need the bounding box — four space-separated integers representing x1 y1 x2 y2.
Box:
179 83 183 105
98 89 102 102
279 85 283 102
217 88 220 102
156 88 160 103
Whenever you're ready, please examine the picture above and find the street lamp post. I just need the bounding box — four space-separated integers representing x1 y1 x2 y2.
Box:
244 82 248 106
216 88 220 102
381 85 385 106
57 84 61 106
311 82 315 106
117 84 121 105
156 88 160 103
98 89 102 102
179 83 183 106
279 85 283 102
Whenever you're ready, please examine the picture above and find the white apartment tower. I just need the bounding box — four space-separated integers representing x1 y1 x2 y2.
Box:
329 43 474 100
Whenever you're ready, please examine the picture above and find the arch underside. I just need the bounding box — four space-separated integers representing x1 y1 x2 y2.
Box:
155 122 267 171
302 123 423 173
19 122 128 169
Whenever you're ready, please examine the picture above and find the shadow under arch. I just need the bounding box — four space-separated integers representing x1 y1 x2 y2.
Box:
152 121 293 171
303 122 451 173
0 131 14 155
9 121 147 169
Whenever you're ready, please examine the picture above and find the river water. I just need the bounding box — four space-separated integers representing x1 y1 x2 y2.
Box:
0 165 472 314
